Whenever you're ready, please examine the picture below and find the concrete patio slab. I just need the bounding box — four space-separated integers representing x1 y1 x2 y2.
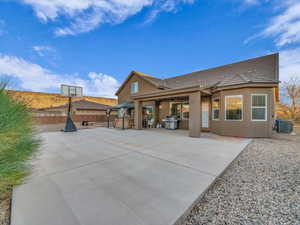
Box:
11 128 250 225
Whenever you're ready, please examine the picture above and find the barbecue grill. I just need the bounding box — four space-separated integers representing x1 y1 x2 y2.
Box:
163 117 178 130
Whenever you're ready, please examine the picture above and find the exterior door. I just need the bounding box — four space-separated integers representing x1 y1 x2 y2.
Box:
202 101 209 128
142 106 154 128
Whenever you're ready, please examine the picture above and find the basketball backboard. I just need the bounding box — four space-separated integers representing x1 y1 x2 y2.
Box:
61 84 83 97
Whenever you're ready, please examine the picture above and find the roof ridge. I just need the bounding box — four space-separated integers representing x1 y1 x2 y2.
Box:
134 71 158 78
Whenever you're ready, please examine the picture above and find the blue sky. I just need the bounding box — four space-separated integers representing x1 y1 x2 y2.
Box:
0 0 300 97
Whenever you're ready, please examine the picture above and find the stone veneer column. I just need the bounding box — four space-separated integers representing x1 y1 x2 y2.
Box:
134 100 142 130
189 91 201 137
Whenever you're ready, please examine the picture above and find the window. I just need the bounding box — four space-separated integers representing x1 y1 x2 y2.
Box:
170 103 189 120
131 82 139 94
225 95 243 120
212 98 220 120
251 94 267 121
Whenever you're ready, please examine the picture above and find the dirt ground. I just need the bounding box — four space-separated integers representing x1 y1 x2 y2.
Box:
0 191 11 225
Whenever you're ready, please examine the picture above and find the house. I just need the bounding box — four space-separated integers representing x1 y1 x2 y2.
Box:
33 99 117 124
115 53 280 137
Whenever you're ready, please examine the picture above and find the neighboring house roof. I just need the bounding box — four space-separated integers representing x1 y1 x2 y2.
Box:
37 100 111 111
117 53 279 96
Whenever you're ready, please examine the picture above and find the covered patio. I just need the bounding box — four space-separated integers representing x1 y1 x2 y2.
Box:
132 86 211 137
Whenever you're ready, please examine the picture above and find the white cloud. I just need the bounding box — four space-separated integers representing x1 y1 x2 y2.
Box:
33 45 54 56
245 1 300 47
21 0 194 36
262 1 300 47
0 54 119 97
145 0 193 24
280 47 300 81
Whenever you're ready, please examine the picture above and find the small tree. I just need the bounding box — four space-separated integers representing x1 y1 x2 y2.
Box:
280 76 300 121
0 83 40 199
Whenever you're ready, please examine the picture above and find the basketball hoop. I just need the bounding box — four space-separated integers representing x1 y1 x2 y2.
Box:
61 84 83 97
60 84 83 132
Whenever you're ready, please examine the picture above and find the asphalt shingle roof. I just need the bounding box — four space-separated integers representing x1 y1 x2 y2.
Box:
133 53 279 91
163 53 279 89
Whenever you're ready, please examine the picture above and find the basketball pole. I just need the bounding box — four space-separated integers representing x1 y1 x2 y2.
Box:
61 84 82 132
64 96 77 132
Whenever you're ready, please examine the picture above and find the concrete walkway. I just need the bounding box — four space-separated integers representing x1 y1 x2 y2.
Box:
11 128 250 225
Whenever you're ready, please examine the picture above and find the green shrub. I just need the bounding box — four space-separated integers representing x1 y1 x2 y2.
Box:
0 84 40 199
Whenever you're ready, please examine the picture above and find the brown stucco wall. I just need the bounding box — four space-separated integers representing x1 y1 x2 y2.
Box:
210 87 275 138
158 101 170 124
117 75 160 104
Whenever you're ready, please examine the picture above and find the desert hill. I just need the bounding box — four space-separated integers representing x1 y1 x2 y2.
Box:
7 90 117 109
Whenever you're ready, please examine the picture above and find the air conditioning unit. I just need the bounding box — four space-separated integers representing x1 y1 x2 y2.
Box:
274 119 293 133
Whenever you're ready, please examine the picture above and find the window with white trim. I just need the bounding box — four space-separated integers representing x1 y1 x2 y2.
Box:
251 94 267 121
131 82 139 94
212 98 220 120
225 95 243 120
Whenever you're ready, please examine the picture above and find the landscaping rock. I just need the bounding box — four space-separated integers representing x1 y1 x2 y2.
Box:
181 138 300 225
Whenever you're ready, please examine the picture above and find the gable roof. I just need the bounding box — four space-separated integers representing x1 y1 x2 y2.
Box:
38 99 111 111
116 53 279 96
115 71 164 95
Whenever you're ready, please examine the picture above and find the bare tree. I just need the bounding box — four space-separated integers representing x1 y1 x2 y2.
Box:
280 76 300 120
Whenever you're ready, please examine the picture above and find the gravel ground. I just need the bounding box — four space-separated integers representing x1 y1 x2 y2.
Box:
181 137 300 225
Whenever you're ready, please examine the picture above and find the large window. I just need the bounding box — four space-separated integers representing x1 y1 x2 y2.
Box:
170 103 189 120
131 82 139 94
251 94 267 121
225 95 243 120
212 98 220 120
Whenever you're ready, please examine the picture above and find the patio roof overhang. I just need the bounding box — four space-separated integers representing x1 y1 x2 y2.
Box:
132 85 211 102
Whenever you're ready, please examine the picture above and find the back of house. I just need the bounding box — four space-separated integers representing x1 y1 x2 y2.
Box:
114 53 279 138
